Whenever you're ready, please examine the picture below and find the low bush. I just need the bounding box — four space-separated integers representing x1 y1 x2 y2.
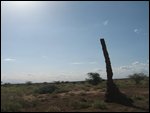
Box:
132 95 145 100
72 101 91 109
35 85 58 94
128 73 147 85
92 100 107 110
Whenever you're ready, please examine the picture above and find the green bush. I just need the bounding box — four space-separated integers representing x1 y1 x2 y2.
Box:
25 81 32 85
1 92 26 112
35 85 58 94
1 100 23 112
86 72 103 85
54 88 69 93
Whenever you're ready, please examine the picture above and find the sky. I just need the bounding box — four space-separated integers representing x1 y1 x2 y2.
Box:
1 1 149 83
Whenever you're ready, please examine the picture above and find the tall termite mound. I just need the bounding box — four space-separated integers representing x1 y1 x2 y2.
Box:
100 38 133 106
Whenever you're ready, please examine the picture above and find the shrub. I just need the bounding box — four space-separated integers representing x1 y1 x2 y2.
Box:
53 81 61 84
43 82 48 84
3 83 11 86
1 92 26 112
35 85 58 94
25 81 32 85
72 101 91 109
1 101 23 112
46 106 61 112
86 72 103 85
92 100 107 110
54 88 69 93
128 73 147 85
132 95 144 100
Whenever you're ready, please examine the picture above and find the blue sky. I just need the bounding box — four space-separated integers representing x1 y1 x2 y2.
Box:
1 1 149 83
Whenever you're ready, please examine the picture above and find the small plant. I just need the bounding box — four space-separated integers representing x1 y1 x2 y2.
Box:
35 85 58 94
92 100 107 110
132 95 144 100
54 87 69 93
46 106 61 112
72 101 91 109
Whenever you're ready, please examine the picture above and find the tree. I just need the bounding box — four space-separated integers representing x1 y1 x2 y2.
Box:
86 72 102 85
128 73 147 85
25 81 32 85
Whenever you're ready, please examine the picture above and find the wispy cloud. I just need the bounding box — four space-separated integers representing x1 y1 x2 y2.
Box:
3 58 16 61
93 60 149 79
103 20 109 26
88 61 97 64
93 68 104 72
71 61 97 65
119 66 131 70
132 61 140 65
71 62 84 65
134 28 140 34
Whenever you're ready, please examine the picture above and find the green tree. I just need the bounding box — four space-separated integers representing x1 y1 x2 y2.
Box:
86 72 102 85
128 73 147 85
25 81 32 85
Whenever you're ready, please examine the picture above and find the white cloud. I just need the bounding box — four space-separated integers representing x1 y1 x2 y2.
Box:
3 58 16 61
93 68 103 72
93 60 149 79
134 28 141 34
71 62 84 65
2 60 148 83
103 20 109 26
134 29 138 32
71 61 97 65
132 61 140 65
88 61 97 64
119 66 131 70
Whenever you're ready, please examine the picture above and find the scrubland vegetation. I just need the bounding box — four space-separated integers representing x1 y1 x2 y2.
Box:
1 73 149 112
